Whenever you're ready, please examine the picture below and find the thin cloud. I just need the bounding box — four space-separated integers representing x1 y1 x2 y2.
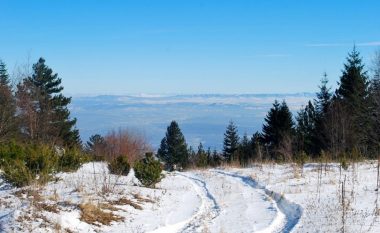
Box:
306 41 380 47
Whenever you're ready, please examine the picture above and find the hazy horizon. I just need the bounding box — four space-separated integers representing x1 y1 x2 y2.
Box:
70 93 313 150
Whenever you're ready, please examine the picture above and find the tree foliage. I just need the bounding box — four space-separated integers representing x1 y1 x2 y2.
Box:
262 100 294 159
134 152 163 187
222 121 239 162
157 121 189 169
16 58 80 147
0 60 17 141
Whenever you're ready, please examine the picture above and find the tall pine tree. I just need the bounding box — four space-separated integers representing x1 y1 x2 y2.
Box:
17 58 80 146
369 50 380 153
222 121 239 162
238 133 252 166
313 74 332 153
0 60 17 141
296 101 317 155
335 47 370 153
157 121 189 169
262 100 294 159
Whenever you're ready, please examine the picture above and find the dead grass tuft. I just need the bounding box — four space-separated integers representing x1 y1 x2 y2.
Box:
79 203 124 226
99 203 123 212
37 203 60 213
111 198 143 210
133 193 155 203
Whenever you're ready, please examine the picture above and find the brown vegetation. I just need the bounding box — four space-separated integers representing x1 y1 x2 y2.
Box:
79 203 124 226
110 197 143 210
104 128 151 164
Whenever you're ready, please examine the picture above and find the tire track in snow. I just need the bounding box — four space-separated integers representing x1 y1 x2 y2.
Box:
177 173 221 233
214 170 302 233
149 172 220 233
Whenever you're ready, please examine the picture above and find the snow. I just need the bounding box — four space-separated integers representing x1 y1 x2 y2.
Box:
1 161 380 232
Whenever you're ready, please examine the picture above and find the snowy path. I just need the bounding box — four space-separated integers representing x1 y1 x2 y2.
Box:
213 170 302 233
177 173 221 233
1 163 303 233
151 170 301 233
149 172 220 233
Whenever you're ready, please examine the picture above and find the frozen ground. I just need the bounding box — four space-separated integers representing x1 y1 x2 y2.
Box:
1 161 380 232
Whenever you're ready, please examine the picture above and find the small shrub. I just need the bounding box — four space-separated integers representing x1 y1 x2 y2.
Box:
108 155 130 175
1 159 33 187
0 140 25 163
0 142 86 187
340 155 349 170
25 144 57 174
134 153 163 187
294 151 308 167
0 143 58 186
59 147 87 172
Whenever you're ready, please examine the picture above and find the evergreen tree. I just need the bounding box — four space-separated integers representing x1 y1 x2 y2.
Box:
196 142 208 167
206 147 213 166
315 73 332 117
369 50 380 153
211 149 221 166
238 133 252 166
335 47 370 152
85 134 107 159
222 121 239 162
313 74 332 152
0 60 17 141
296 101 317 155
157 121 189 169
17 58 80 146
251 131 263 161
336 47 369 106
262 100 294 159
0 60 10 86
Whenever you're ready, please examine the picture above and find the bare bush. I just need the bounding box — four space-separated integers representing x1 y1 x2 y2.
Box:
104 128 151 164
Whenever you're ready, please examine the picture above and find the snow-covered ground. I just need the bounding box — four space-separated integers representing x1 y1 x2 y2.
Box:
1 161 380 232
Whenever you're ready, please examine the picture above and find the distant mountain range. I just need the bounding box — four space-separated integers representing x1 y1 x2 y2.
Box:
70 93 314 150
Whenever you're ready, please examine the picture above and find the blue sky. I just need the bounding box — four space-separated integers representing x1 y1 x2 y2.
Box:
1 0 380 95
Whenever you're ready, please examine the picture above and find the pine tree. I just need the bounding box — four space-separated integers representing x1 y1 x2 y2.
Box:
262 100 294 159
85 134 107 159
335 47 370 152
238 133 252 166
0 60 10 86
18 58 80 146
206 147 213 166
336 47 369 106
251 131 263 161
196 142 208 167
369 50 380 153
157 121 189 170
296 101 317 155
315 73 332 117
222 121 239 162
211 149 221 166
0 60 17 141
313 74 332 153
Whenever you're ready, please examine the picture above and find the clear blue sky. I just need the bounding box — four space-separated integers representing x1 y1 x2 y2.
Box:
1 0 379 95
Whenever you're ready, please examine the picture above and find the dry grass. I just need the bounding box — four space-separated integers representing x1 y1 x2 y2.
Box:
98 203 123 212
35 202 59 213
133 193 155 204
111 198 143 210
79 203 124 226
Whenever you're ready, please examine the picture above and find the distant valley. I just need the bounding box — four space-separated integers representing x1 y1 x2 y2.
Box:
70 93 313 150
